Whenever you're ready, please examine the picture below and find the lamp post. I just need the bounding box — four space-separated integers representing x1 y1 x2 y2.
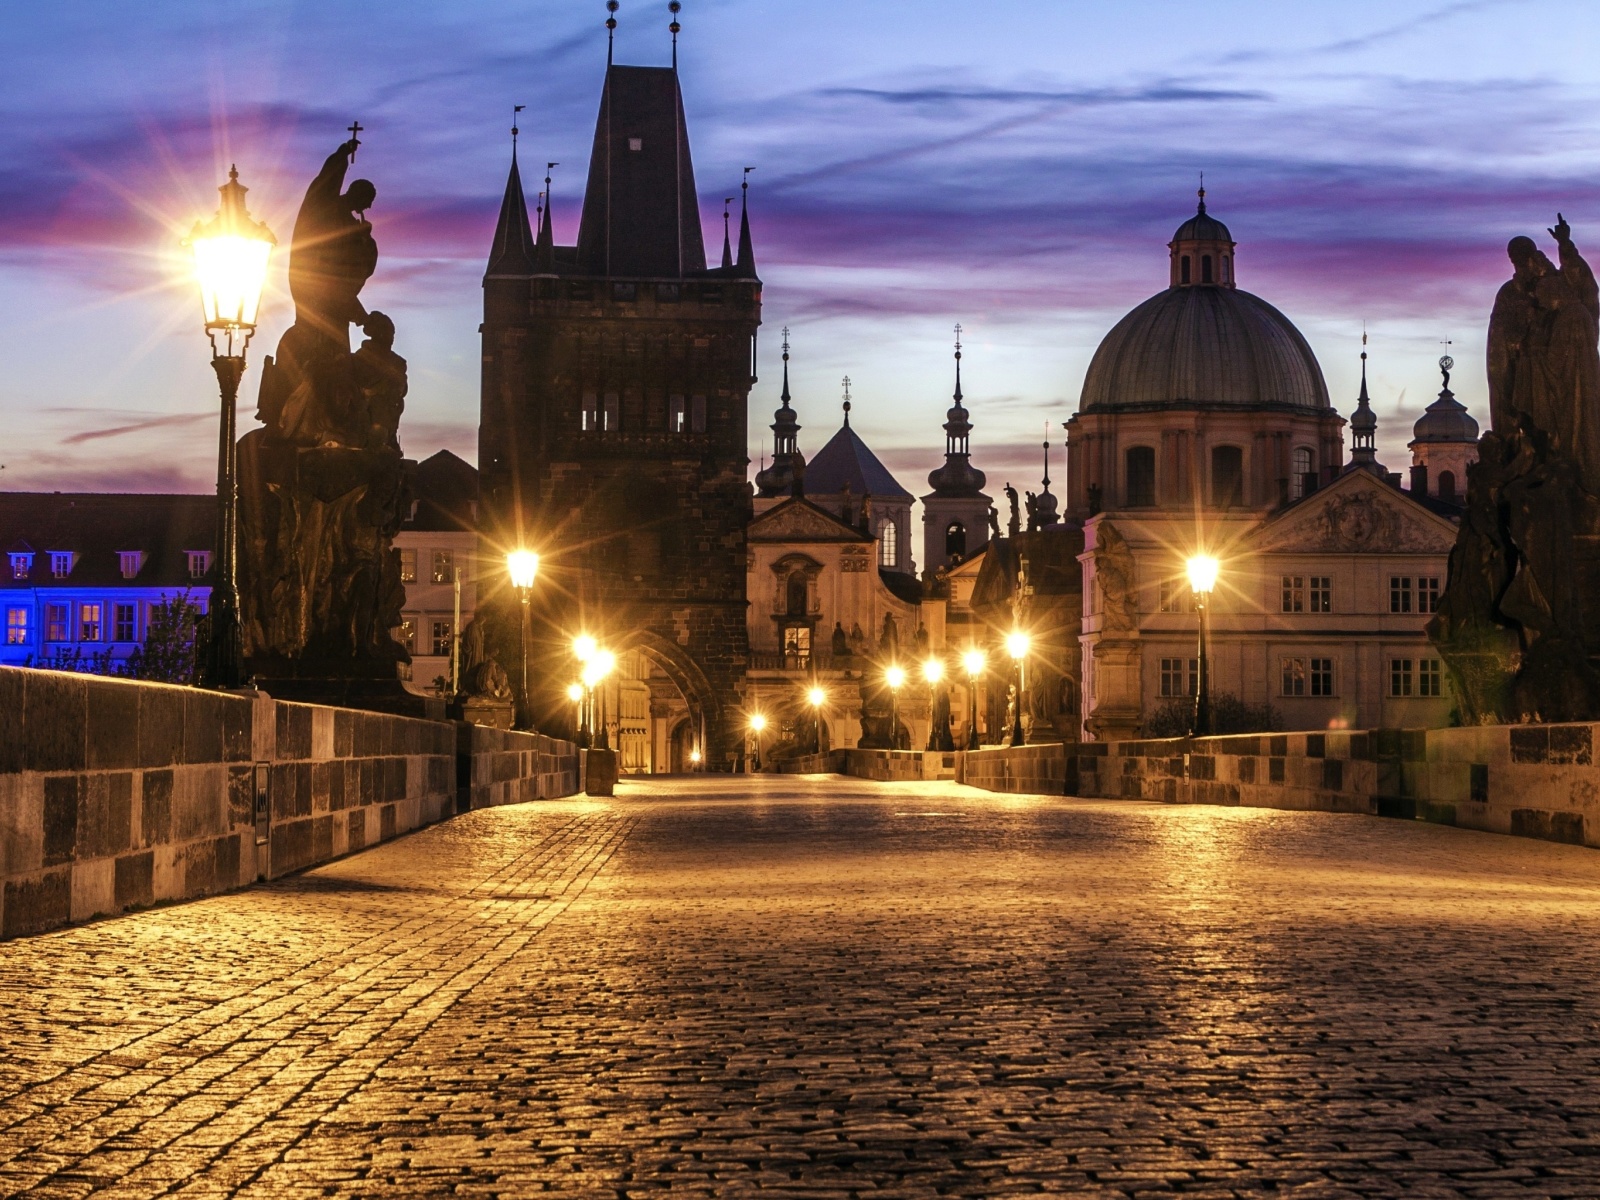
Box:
1186 555 1219 737
187 166 276 689
885 665 906 750
590 649 616 750
748 712 767 772
507 549 539 730
1005 631 1030 746
807 686 826 755
566 682 584 740
922 657 945 751
962 649 985 750
572 635 597 748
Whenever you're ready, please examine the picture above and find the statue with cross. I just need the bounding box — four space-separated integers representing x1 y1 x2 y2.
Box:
285 128 378 349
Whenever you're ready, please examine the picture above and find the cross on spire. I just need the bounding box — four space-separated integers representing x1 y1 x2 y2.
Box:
841 376 852 427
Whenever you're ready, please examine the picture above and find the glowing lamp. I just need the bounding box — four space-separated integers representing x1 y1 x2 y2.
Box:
566 682 584 703
593 650 616 679
188 167 276 342
1186 555 1220 596
885 665 906 690
807 686 825 708
573 634 597 662
922 658 944 685
507 549 539 590
1005 632 1029 660
749 713 767 732
690 748 702 764
963 649 985 677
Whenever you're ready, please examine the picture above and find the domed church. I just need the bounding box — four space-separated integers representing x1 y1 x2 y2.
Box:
1066 193 1472 741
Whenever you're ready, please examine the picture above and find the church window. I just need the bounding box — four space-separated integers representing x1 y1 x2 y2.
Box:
878 520 898 567
1159 657 1197 697
431 620 454 657
786 573 809 616
6 607 28 645
1390 658 1413 697
1281 576 1304 613
397 618 416 653
399 549 417 583
670 395 686 433
1281 657 1306 696
1158 578 1195 613
1223 256 1232 283
1125 446 1156 507
603 393 620 432
1390 577 1413 614
79 603 101 642
9 553 30 580
691 395 707 433
1210 446 1243 507
1180 255 1191 285
1290 447 1315 500
1419 576 1441 613
1202 254 1213 283
1310 576 1332 612
945 521 966 560
114 603 136 642
783 624 811 662
1438 470 1457 501
46 604 68 642
582 392 599 431
1311 658 1335 696
1419 658 1443 697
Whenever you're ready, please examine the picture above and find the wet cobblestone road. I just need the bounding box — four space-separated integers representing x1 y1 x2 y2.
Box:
5 775 1600 1197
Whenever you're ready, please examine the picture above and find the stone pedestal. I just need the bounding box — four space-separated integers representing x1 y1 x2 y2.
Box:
583 748 619 796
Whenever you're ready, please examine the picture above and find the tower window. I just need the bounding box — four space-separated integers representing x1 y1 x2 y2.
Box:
1125 446 1155 507
786 573 809 616
669 395 686 433
1438 470 1456 501
582 392 599 431
1180 255 1191 285
1201 255 1213 283
1210 445 1243 507
691 395 706 433
945 521 966 560
603 393 620 432
1223 255 1232 283
878 520 898 568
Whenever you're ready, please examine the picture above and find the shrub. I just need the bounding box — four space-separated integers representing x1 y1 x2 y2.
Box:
1144 692 1277 739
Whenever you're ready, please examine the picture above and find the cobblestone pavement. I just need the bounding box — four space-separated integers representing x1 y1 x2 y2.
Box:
5 777 1600 1197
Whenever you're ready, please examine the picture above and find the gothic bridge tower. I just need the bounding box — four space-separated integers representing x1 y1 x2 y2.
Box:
479 33 760 766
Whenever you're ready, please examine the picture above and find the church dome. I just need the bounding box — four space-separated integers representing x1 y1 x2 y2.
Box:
1410 357 1480 445
1079 194 1330 414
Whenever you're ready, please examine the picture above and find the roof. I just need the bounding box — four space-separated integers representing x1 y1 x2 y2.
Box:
747 496 870 544
485 153 537 279
0 493 214 588
804 424 913 501
1079 285 1331 413
1172 209 1234 245
574 65 706 278
1411 386 1480 445
405 450 479 533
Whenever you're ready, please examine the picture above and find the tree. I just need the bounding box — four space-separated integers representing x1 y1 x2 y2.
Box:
1145 692 1277 739
124 593 203 685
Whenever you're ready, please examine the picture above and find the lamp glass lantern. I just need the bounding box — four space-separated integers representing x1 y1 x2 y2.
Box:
188 167 276 354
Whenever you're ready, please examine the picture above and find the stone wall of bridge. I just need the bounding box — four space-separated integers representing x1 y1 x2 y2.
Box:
0 667 579 939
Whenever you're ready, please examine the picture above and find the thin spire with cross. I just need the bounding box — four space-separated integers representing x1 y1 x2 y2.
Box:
841 376 852 427
606 0 619 65
1197 170 1206 213
953 322 964 404
669 0 681 69
347 120 364 160
512 105 524 150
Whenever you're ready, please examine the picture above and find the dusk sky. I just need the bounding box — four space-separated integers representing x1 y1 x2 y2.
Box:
3 0 1598 501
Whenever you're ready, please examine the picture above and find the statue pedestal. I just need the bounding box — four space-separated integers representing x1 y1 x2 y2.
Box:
451 696 515 729
583 749 619 796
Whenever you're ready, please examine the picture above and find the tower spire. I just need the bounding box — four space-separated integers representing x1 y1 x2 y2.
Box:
486 127 536 278
606 0 618 66
721 197 733 269
669 1 681 69
780 325 792 405
754 325 805 499
1348 331 1382 473
735 166 758 278
841 376 852 428
536 162 557 272
926 323 986 498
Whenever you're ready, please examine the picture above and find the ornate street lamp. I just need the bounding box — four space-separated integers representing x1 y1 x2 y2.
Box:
572 635 597 747
884 665 906 750
748 712 767 772
187 166 276 689
1186 555 1220 737
962 649 985 750
807 685 826 754
507 549 539 730
922 657 945 751
566 681 584 740
1005 631 1030 746
588 649 616 750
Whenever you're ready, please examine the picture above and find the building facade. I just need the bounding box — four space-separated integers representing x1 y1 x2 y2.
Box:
393 450 480 696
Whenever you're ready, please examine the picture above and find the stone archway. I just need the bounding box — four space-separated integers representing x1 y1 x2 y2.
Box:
612 628 724 771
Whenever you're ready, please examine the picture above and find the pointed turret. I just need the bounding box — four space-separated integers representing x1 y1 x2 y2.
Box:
1345 339 1387 477
486 150 537 278
734 172 758 279
535 162 556 274
927 330 987 497
720 198 734 269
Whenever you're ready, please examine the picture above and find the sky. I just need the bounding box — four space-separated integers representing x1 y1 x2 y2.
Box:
2 0 1599 502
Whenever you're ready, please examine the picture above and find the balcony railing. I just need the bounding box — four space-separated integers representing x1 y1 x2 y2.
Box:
748 651 860 672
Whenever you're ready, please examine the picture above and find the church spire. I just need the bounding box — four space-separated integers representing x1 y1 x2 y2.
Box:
721 197 733 269
754 326 805 498
926 324 987 497
486 127 536 279
1347 333 1384 475
535 161 557 274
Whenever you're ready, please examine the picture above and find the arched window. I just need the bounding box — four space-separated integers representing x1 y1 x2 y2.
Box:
1180 255 1191 285
1290 446 1315 500
786 573 808 616
1438 470 1457 502
1211 445 1244 507
1125 446 1156 507
1223 255 1232 283
945 521 966 560
878 520 898 567
1201 255 1213 283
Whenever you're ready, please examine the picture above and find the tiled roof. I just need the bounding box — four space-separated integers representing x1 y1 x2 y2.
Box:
804 425 913 501
0 493 214 587
404 451 478 533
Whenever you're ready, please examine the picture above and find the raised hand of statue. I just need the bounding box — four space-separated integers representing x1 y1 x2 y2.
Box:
1551 213 1572 245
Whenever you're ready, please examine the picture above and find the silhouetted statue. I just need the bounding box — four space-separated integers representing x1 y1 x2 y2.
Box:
831 621 850 657
1432 215 1600 721
1004 483 1020 538
987 506 1001 539
879 612 899 659
238 136 411 703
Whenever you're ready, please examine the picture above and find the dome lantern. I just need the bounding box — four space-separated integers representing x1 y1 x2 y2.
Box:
1169 185 1237 289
